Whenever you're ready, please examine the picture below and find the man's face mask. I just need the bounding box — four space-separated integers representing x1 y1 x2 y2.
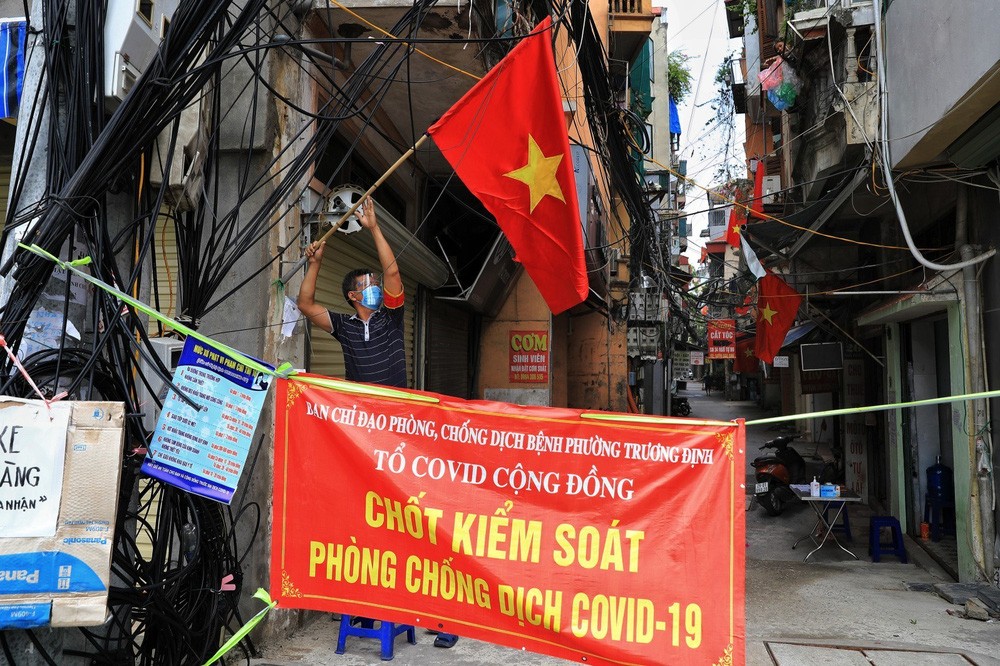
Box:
354 274 383 309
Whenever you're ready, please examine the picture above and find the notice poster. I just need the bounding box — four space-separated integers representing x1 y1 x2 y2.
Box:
672 350 691 379
0 401 70 538
0 400 123 630
707 320 736 360
142 338 271 503
690 351 705 366
20 308 81 359
273 377 746 665
509 330 549 383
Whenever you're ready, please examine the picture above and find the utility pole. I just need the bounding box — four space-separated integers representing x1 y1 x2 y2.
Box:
0 2 70 663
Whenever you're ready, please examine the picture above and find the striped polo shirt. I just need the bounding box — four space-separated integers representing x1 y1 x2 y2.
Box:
328 296 406 388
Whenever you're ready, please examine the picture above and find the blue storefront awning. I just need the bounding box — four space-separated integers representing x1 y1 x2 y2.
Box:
781 322 816 348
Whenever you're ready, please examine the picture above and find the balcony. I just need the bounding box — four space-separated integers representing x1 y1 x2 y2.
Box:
609 0 654 27
608 0 654 63
723 0 744 38
723 58 746 115
789 0 874 34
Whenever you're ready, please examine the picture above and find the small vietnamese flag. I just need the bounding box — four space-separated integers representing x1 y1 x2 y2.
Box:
754 272 802 364
734 289 755 317
725 204 745 248
428 17 587 314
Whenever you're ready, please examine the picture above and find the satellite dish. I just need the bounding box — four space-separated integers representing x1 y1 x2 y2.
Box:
327 185 366 234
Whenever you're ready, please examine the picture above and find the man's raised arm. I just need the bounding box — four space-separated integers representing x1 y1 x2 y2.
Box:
296 240 334 333
359 199 403 299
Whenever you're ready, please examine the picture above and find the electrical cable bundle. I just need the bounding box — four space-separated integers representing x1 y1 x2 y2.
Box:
173 0 449 321
557 0 674 323
0 344 260 664
0 0 280 662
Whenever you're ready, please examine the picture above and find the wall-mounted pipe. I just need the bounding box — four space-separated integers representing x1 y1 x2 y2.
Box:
958 182 995 577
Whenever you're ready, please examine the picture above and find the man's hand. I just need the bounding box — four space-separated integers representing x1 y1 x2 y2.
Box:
358 197 378 230
305 240 325 265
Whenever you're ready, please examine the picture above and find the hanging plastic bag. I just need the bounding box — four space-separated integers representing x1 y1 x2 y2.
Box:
780 61 800 93
758 57 784 91
776 82 798 104
767 88 790 110
767 84 797 110
766 60 801 110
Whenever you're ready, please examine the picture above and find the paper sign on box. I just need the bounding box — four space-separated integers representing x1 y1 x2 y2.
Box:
0 400 124 629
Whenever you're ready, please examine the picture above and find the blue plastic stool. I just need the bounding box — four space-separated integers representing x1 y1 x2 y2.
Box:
336 615 416 661
869 516 907 563
923 494 955 541
822 501 852 541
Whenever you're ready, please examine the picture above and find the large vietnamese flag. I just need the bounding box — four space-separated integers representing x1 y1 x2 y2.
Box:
428 17 587 314
754 273 802 364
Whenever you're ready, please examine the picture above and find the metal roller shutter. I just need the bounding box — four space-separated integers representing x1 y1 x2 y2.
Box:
149 214 179 335
138 214 181 559
425 301 471 399
308 232 417 388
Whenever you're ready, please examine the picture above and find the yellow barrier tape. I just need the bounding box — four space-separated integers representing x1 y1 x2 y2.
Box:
745 389 997 425
20 243 438 404
202 588 276 666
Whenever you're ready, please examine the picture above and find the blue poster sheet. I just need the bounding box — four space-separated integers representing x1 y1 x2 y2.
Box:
141 338 271 503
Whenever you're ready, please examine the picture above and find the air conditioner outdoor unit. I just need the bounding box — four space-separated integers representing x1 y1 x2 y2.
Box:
761 175 782 204
137 337 186 432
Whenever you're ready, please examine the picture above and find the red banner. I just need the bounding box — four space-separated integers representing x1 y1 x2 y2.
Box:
707 319 736 359
272 377 745 665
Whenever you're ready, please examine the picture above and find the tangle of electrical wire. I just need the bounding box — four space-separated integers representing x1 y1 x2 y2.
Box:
0 0 446 662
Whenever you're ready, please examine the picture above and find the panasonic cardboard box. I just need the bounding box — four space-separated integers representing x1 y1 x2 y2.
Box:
0 399 123 629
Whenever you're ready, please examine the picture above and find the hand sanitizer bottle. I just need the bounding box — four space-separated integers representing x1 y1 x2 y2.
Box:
810 476 820 497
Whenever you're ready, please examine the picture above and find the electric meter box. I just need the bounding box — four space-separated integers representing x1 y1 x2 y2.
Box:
104 0 180 105
137 337 185 431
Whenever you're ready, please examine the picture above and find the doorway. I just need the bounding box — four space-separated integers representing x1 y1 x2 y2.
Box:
900 317 957 578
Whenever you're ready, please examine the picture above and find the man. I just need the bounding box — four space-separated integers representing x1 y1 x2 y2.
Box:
296 198 459 649
297 197 406 388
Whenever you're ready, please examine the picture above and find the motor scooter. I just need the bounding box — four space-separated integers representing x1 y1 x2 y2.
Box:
670 394 691 416
752 434 806 516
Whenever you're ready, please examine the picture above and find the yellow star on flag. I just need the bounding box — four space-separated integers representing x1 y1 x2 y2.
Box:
760 302 777 325
504 134 566 213
744 347 754 358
